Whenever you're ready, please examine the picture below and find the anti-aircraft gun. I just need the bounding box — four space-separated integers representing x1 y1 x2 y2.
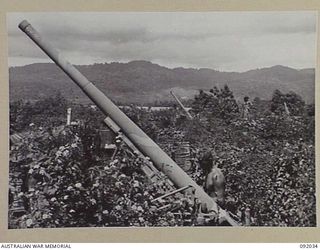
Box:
19 20 239 226
170 90 193 120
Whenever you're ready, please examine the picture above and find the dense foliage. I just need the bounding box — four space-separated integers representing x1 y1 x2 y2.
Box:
9 87 316 227
271 89 305 116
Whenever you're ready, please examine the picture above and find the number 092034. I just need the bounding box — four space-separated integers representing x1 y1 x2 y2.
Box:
300 244 318 248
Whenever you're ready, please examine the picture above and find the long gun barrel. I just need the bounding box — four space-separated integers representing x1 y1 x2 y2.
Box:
284 102 290 116
170 91 193 120
19 20 238 225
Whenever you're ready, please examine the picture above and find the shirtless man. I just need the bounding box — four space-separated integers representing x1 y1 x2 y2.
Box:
200 151 226 207
205 162 226 207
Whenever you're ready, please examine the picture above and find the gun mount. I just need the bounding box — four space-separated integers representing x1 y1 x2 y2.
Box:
19 20 239 226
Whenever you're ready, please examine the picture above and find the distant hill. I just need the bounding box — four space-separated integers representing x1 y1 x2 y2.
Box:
9 61 315 104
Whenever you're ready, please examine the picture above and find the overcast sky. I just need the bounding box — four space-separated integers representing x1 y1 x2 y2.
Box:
7 12 317 72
